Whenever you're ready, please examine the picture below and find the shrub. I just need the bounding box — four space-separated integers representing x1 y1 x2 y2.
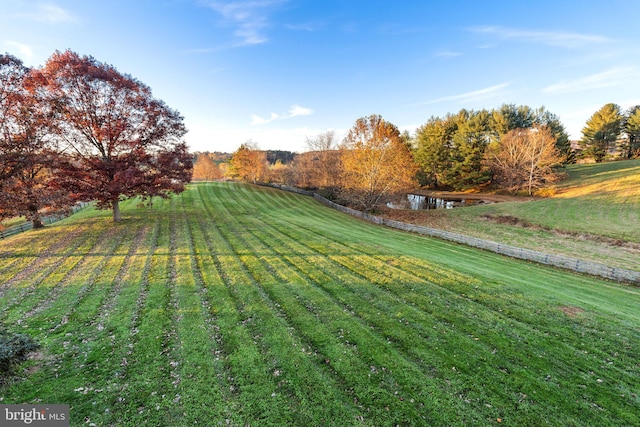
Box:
0 326 40 374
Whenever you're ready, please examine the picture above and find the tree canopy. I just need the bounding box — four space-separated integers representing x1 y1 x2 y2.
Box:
34 50 191 221
0 54 70 227
192 153 223 181
580 103 623 163
228 141 268 183
484 125 564 195
339 114 418 211
414 104 572 191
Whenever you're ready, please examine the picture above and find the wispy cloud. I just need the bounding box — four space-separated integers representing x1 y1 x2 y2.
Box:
203 0 288 46
434 49 463 59
4 41 34 59
469 26 612 48
543 67 640 94
38 3 77 23
251 104 313 125
422 83 510 105
285 21 325 32
9 2 78 23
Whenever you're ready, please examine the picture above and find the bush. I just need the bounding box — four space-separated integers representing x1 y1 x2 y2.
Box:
0 326 40 374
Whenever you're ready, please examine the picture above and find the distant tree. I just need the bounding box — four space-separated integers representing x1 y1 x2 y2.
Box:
339 114 418 211
490 104 535 137
623 106 640 159
533 107 573 163
228 140 268 183
484 125 564 195
414 105 572 191
34 50 191 222
443 109 492 190
192 152 222 181
264 150 295 165
580 103 623 162
413 115 456 188
302 130 340 188
306 130 336 152
266 159 289 184
491 104 573 163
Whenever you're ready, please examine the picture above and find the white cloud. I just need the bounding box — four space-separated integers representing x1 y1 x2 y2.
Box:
287 105 313 117
543 67 640 94
422 83 511 105
37 3 77 23
434 50 463 59
4 40 34 59
203 0 288 46
469 26 612 48
251 112 280 125
251 104 313 125
285 21 325 32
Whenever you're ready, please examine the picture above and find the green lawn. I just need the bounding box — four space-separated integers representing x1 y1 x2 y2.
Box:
402 159 640 272
1 182 639 426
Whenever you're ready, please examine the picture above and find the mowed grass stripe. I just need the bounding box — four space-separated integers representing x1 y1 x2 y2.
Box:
110 199 180 426
0 211 161 422
201 184 640 427
208 183 472 424
199 183 374 425
194 184 305 424
199 183 360 425
178 190 241 425
0 221 97 293
252 183 640 324
0 223 119 321
215 184 550 423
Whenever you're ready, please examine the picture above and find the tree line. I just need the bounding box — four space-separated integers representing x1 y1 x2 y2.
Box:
0 51 192 226
207 102 639 211
210 108 568 210
580 103 640 162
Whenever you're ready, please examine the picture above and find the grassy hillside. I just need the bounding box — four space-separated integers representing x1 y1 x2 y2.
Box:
1 182 639 426
386 159 640 272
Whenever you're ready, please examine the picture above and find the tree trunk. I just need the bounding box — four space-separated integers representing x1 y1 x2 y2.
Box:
29 206 44 229
113 199 122 222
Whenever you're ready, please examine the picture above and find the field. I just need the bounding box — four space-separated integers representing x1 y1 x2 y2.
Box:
383 159 640 272
1 182 639 426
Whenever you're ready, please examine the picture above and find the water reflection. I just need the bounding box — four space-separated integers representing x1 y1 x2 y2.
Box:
387 194 493 210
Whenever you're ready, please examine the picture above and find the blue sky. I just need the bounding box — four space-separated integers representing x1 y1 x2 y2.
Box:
2 0 640 153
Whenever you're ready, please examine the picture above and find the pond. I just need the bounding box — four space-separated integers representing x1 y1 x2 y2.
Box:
387 194 495 210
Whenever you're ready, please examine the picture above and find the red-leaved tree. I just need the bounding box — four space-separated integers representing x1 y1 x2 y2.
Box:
34 50 191 221
0 54 29 186
1 54 70 227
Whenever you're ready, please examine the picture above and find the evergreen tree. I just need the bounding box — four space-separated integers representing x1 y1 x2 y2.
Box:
413 115 456 188
623 106 640 159
580 103 623 162
443 110 492 190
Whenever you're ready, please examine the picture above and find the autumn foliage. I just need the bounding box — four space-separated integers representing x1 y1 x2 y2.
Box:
1 51 191 224
34 50 191 221
192 153 223 181
339 115 418 211
0 54 70 226
484 125 564 195
228 141 268 183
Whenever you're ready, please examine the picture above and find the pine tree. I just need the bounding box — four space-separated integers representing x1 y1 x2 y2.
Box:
580 103 623 162
623 106 640 159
